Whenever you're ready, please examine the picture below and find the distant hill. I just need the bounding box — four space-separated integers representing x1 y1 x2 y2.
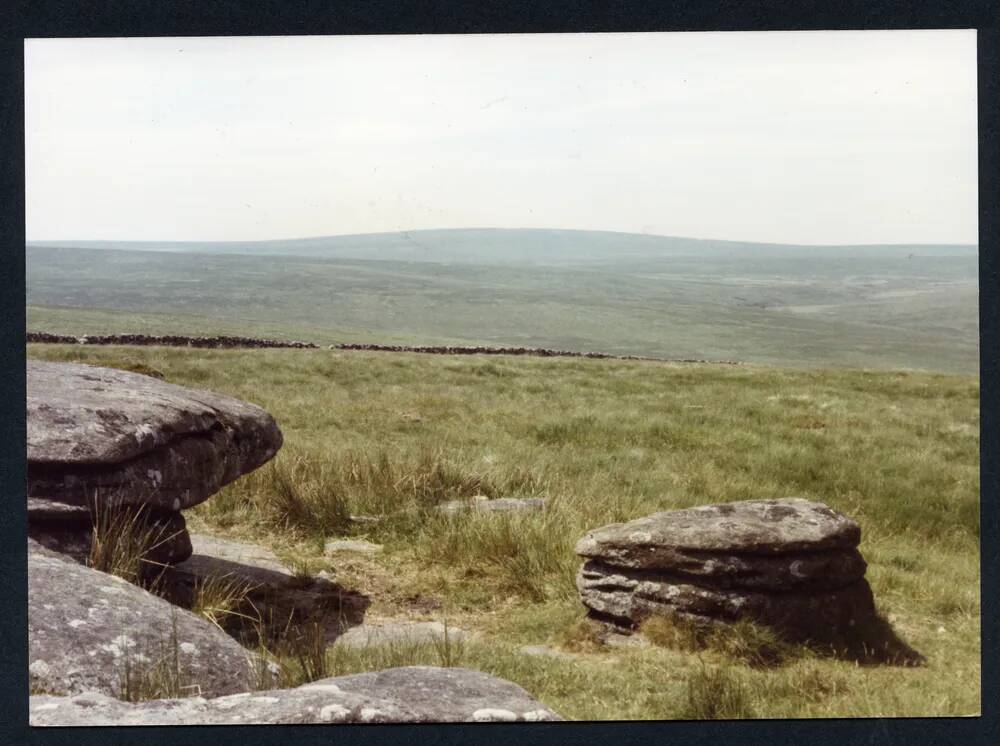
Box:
26 228 977 266
25 229 979 373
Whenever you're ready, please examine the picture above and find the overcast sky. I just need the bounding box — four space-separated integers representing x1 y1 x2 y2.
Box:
25 31 977 245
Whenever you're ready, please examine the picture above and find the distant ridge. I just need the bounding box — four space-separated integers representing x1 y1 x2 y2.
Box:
26 228 977 267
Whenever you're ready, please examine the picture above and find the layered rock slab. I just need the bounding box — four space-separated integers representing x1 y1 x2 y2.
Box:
27 360 283 511
577 560 877 639
574 498 905 656
28 539 259 698
30 666 562 725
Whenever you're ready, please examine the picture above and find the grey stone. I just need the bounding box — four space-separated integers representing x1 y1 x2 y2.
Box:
572 499 924 663
576 560 877 641
437 497 547 515
28 497 92 523
334 621 470 649
28 539 259 699
324 539 383 555
349 514 383 525
580 545 866 592
27 361 283 510
30 666 562 725
575 498 861 567
519 645 584 660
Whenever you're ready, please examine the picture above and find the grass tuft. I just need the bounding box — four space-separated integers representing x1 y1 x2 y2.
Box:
680 662 756 720
642 615 799 669
88 501 179 585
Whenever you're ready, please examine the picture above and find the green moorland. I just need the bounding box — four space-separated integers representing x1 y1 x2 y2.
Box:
26 230 979 373
26 343 980 719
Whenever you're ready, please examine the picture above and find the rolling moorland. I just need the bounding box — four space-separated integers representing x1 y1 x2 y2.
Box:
25 228 980 718
26 228 979 373
25 344 980 719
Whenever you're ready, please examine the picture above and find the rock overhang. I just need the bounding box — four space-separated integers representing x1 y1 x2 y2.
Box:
27 360 282 510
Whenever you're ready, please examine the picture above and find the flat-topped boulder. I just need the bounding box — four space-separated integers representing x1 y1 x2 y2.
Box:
28 539 261 699
27 360 282 510
575 499 923 663
576 498 861 567
30 666 562 725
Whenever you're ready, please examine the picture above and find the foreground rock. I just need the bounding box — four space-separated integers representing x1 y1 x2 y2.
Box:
30 666 562 725
29 539 259 698
27 360 283 511
156 534 370 644
576 498 923 663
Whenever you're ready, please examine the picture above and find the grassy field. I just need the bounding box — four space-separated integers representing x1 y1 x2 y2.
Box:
26 344 981 719
26 230 979 373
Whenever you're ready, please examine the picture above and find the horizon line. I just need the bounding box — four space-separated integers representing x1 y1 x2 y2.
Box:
24 226 979 249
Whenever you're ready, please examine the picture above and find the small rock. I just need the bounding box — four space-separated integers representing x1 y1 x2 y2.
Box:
519 645 582 661
334 621 470 649
349 515 383 525
437 497 547 515
324 539 383 556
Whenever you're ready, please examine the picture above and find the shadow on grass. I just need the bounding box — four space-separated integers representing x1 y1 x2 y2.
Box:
150 554 371 648
608 608 926 669
812 613 926 667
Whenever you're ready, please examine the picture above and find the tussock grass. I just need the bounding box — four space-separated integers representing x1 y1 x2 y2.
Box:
681 662 756 720
115 611 189 703
28 344 981 718
412 509 578 601
88 501 179 585
190 573 260 633
642 615 800 669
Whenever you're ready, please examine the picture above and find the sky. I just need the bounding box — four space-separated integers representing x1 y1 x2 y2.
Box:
25 31 978 245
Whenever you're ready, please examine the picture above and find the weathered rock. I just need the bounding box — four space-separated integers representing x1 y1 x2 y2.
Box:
28 539 259 698
519 645 584 661
30 666 561 725
575 498 861 567
574 499 924 663
27 496 92 523
27 361 283 510
155 534 370 643
579 546 866 592
437 497 547 515
324 539 383 555
334 621 471 649
576 560 877 640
